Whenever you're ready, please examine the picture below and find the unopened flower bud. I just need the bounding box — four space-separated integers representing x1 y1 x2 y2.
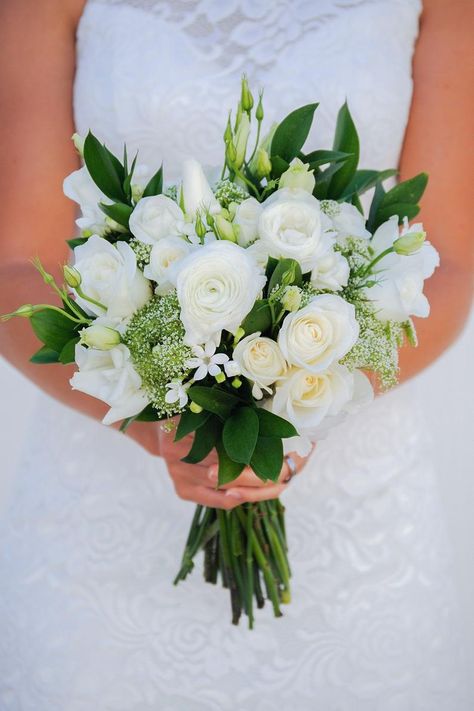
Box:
1 303 35 322
256 90 264 122
72 133 85 157
195 211 207 240
256 148 272 180
190 401 203 414
281 285 302 312
241 74 254 113
63 265 82 289
82 229 93 238
234 113 250 169
226 140 237 167
215 214 236 242
231 377 242 389
224 113 233 144
233 327 245 344
80 324 121 350
234 101 243 132
279 158 315 193
393 231 426 256
215 372 226 384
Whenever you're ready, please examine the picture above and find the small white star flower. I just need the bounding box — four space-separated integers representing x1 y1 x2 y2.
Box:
165 379 190 408
185 342 231 381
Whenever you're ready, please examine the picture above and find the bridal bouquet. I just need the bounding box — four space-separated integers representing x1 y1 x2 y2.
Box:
2 78 438 627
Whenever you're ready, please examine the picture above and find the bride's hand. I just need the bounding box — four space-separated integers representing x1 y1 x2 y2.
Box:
158 426 309 509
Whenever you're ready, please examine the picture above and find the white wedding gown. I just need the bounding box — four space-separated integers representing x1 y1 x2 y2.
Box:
0 1 471 709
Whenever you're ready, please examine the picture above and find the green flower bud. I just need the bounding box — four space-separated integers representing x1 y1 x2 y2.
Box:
215 372 226 384
1 304 35 322
234 113 250 169
224 112 233 144
189 401 203 414
226 140 237 167
256 90 264 122
80 324 121 350
195 211 207 240
231 377 242 389
234 101 243 132
241 74 254 113
393 231 426 256
281 285 302 312
215 214 237 242
279 158 315 193
81 229 93 238
63 265 82 289
255 148 272 180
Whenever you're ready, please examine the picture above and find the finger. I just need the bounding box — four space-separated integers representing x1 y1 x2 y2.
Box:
207 464 264 489
222 482 288 503
176 483 242 510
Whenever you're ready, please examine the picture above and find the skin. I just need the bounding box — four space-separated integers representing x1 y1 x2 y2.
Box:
0 0 472 509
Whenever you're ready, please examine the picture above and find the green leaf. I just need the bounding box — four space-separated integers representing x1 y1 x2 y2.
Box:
269 155 290 180
83 132 126 202
99 202 133 228
216 438 246 486
340 168 397 200
372 202 420 230
250 436 284 483
182 416 221 464
256 409 298 439
313 161 344 200
382 172 428 207
187 385 241 419
58 337 79 364
271 103 318 163
123 151 138 200
267 258 303 293
30 309 79 353
366 181 386 233
328 102 360 198
135 404 161 422
302 149 352 168
175 409 211 441
240 299 272 335
30 345 60 364
142 165 163 198
222 406 259 464
67 237 88 250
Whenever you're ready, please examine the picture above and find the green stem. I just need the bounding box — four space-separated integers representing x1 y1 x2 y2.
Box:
247 119 262 164
361 246 394 276
234 169 260 199
246 504 255 629
76 286 107 313
36 304 88 324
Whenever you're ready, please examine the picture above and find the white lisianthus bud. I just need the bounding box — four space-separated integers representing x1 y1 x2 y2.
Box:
63 265 82 289
279 158 315 193
281 286 302 312
181 159 220 218
256 148 272 180
71 133 85 157
255 90 264 122
215 214 237 242
240 74 254 113
234 113 251 169
80 324 121 350
393 230 426 256
1 303 35 321
233 197 262 247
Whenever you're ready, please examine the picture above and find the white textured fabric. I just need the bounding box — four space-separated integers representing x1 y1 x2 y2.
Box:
0 1 470 709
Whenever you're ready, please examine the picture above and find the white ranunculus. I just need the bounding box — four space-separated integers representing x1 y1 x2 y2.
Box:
321 200 370 240
233 197 262 247
169 240 266 345
63 166 109 235
310 249 350 291
278 294 359 372
181 159 220 218
233 332 287 399
72 235 151 318
144 236 191 294
258 188 333 272
279 158 315 193
129 195 185 245
364 216 439 322
70 343 149 425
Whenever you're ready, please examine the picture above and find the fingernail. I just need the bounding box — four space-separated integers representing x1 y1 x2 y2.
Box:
225 489 242 499
208 466 218 482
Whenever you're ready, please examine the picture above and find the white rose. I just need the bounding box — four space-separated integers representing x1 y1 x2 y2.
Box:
72 235 151 318
364 216 439 322
70 343 149 425
258 188 333 272
321 200 370 240
129 194 185 245
181 159 220 218
169 240 266 345
233 332 287 399
279 158 315 193
310 249 350 291
278 294 359 372
144 236 191 294
234 197 262 247
63 166 109 235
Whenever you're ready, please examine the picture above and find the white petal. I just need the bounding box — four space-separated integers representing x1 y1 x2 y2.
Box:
208 363 221 376
193 364 208 381
211 353 229 365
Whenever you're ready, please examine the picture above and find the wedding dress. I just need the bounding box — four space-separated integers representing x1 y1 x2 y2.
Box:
0 1 470 709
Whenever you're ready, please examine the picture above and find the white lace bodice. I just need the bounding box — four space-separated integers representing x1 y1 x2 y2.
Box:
75 0 421 179
0 2 471 710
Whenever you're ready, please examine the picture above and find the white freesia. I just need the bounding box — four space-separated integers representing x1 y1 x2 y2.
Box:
233 332 287 399
279 158 315 193
233 197 262 247
144 236 191 294
70 343 149 425
169 240 266 345
321 200 370 240
72 235 151 318
258 188 333 272
278 294 359 372
364 216 439 322
181 159 220 218
63 166 109 235
310 249 350 291
129 195 185 245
